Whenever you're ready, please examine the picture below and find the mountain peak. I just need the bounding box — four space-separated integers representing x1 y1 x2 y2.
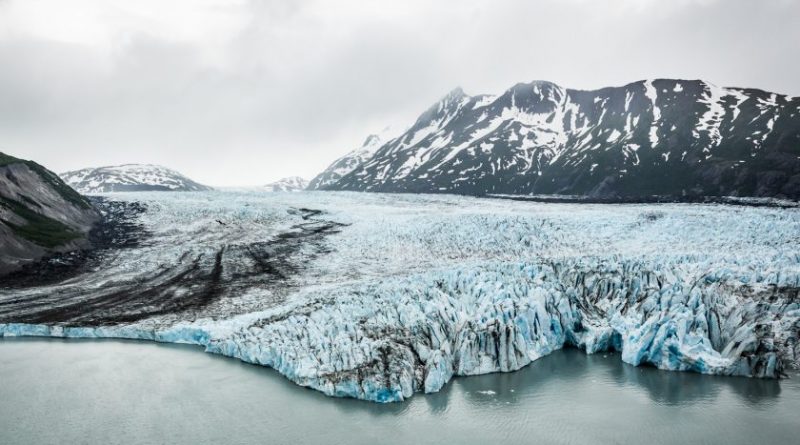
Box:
307 125 404 190
445 86 466 98
264 176 308 192
362 134 381 147
435 87 468 109
498 80 565 110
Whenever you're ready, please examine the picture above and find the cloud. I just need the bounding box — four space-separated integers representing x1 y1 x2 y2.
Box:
0 0 797 185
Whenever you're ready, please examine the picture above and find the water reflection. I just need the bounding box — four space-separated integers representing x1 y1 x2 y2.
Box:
441 348 782 409
1 339 797 445
610 356 781 407
3 338 784 410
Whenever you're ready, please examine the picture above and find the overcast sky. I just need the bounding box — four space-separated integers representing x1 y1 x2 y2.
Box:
1 0 798 186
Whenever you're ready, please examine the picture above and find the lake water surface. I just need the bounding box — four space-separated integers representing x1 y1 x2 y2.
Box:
1 338 797 445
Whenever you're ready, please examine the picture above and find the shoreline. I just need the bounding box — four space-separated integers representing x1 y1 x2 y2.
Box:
485 194 800 208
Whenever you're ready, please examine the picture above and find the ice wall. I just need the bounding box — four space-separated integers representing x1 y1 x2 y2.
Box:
4 258 796 403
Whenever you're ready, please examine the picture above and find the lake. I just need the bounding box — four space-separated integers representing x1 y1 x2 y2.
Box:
1 338 797 445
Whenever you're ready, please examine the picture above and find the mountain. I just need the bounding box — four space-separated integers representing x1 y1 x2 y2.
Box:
61 164 212 194
308 126 403 190
264 176 309 192
316 79 800 199
0 152 100 274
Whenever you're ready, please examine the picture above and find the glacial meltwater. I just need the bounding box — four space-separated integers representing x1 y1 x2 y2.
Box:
1 339 798 445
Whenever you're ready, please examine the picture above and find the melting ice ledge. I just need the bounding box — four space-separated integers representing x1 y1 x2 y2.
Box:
3 258 798 403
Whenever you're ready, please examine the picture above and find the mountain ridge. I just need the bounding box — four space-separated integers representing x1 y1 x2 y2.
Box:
313 78 800 199
264 176 309 192
308 125 404 190
61 164 212 194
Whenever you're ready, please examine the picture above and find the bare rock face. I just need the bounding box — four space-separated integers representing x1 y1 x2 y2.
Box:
0 152 100 274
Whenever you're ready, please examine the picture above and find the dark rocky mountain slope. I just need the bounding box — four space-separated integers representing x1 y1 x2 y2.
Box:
1 152 100 274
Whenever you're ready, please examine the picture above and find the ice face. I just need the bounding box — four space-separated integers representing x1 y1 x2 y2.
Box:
1 191 798 402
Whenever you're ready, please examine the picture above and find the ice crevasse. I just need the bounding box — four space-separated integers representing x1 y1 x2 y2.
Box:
3 257 798 403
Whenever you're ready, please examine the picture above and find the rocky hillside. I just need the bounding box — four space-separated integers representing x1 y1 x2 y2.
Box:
316 79 800 199
264 176 309 192
61 164 212 193
0 152 99 274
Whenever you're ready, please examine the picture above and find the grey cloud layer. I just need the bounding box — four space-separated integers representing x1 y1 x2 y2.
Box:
0 0 797 186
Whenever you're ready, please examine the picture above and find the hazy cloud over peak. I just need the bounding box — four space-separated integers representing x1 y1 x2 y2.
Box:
1 0 798 185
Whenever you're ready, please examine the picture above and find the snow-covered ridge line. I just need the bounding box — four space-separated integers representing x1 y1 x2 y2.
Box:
61 164 212 194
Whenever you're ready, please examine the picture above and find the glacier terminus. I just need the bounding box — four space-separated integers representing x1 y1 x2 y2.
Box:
1 191 798 402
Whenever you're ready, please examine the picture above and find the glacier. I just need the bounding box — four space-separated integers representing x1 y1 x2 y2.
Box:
1 191 798 402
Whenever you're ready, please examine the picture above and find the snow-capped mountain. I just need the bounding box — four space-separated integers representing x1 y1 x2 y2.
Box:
263 176 309 192
308 126 403 190
61 164 212 194
316 79 800 199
